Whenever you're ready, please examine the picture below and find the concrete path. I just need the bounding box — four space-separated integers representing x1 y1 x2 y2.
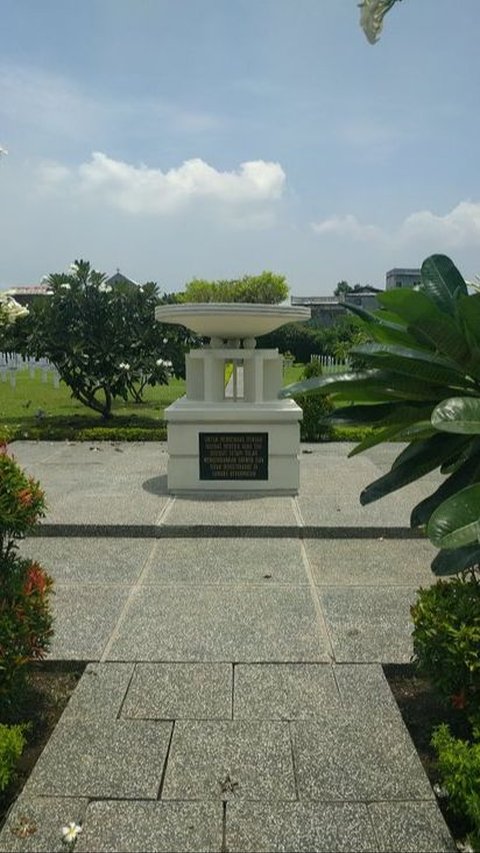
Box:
0 442 455 852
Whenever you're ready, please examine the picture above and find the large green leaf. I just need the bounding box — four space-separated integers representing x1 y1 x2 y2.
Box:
344 303 424 350
377 288 470 364
360 433 470 505
420 254 468 313
457 293 480 357
281 369 457 404
432 397 480 434
328 401 431 426
411 446 480 528
408 316 471 366
431 544 480 577
350 343 471 388
427 483 480 548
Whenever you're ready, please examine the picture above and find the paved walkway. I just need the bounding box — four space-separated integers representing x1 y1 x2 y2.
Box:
0 442 455 852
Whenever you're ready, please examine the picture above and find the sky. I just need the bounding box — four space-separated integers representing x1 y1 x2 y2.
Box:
1 0 480 296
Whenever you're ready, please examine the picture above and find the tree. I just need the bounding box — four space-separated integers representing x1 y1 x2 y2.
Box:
334 281 351 297
281 254 480 578
183 272 289 304
24 260 179 419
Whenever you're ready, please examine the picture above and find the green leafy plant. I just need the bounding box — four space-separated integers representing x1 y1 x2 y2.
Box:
183 271 289 304
0 723 27 792
432 723 480 851
18 261 188 419
411 576 480 719
280 254 480 576
294 364 333 441
0 445 53 708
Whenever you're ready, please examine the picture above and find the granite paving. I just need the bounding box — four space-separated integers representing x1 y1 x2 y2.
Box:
0 441 455 852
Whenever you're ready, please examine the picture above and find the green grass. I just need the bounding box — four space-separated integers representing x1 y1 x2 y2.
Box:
0 370 186 442
0 364 379 444
282 363 305 385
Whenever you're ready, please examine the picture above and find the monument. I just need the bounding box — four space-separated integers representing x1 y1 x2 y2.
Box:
155 302 311 494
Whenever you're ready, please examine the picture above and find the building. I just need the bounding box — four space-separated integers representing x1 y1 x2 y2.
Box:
1 284 53 306
385 268 421 290
291 290 380 327
1 269 139 305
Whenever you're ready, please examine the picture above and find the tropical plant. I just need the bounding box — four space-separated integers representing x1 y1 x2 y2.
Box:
0 445 53 709
21 261 185 418
183 271 289 304
432 724 480 851
280 254 480 577
411 576 480 720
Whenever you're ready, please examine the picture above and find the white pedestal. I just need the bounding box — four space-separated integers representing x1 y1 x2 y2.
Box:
164 347 303 495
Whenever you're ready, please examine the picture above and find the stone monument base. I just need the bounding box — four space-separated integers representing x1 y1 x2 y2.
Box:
165 398 302 494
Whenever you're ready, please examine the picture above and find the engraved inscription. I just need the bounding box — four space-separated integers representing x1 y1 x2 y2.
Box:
199 432 268 480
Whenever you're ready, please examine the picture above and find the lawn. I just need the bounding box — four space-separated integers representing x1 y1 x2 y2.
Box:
0 369 186 441
0 362 371 443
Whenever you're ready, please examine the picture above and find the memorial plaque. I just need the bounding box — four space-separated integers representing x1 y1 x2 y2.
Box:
199 432 268 480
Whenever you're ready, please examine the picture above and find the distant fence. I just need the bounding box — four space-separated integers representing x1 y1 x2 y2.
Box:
310 354 348 374
0 353 60 388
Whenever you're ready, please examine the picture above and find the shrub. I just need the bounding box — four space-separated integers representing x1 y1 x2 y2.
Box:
432 723 480 850
411 576 480 720
302 360 323 380
0 724 27 792
295 392 334 442
0 445 53 709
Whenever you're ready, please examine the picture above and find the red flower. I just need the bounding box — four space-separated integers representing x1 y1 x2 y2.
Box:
17 488 34 507
23 562 50 596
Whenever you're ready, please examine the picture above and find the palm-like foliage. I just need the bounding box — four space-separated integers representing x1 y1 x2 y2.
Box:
280 254 480 575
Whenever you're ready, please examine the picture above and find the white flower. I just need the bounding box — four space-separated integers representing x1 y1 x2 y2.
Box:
60 283 71 290
359 0 400 44
0 296 29 323
68 262 79 274
0 146 8 157
433 782 449 799
119 362 130 371
98 282 112 293
61 822 82 844
162 337 168 344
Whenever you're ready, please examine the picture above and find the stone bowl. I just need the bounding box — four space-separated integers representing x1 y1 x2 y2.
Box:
155 303 311 340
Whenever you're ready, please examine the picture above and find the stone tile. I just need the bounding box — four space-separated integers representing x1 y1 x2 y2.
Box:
77 800 223 853
106 585 330 662
320 587 416 662
19 538 155 585
44 493 167 525
291 717 433 801
162 720 296 801
234 664 342 720
49 585 130 660
122 663 232 720
297 488 416 528
163 495 297 527
25 720 172 799
334 664 402 719
0 795 88 853
61 663 134 721
143 538 307 584
226 801 378 853
369 801 456 852
304 539 436 586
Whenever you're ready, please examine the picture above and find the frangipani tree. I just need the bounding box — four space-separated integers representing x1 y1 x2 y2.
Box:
281 254 480 577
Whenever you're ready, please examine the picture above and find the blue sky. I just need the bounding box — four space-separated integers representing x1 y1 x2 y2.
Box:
1 0 480 295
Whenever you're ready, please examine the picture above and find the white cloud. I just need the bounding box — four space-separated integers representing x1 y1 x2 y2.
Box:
311 213 383 241
398 201 480 248
312 201 480 251
38 151 286 218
